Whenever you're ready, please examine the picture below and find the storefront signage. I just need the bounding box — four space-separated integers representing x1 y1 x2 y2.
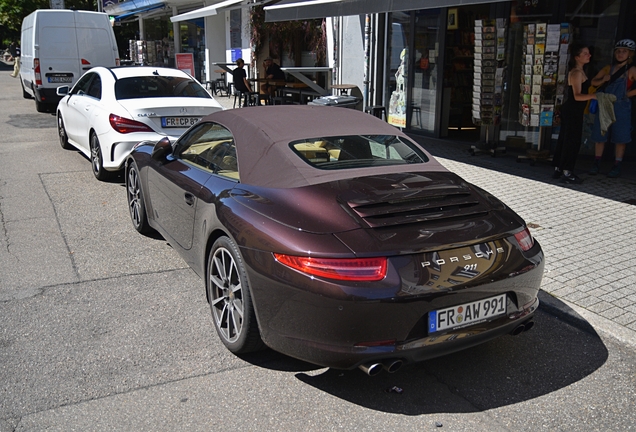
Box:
176 53 195 76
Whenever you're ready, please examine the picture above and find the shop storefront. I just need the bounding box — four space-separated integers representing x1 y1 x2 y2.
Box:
381 0 636 157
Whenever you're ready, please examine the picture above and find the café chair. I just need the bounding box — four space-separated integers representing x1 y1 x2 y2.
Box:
233 89 259 108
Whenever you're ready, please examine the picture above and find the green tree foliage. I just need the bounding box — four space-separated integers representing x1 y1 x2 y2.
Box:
0 0 96 33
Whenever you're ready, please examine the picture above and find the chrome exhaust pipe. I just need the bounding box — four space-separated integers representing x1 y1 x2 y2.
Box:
359 362 383 376
383 359 403 373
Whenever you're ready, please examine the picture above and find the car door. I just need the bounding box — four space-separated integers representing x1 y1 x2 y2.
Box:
62 72 99 151
147 122 238 252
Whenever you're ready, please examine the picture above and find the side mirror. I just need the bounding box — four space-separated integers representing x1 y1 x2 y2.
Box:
151 137 173 161
56 86 69 96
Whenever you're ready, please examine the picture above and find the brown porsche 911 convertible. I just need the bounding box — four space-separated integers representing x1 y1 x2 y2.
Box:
125 105 544 375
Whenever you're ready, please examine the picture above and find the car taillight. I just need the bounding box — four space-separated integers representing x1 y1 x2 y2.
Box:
273 254 387 281
34 58 41 86
81 58 91 65
109 114 154 134
115 58 120 66
514 228 534 252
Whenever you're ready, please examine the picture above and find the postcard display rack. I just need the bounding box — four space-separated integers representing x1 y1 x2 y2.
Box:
517 23 570 161
471 19 507 155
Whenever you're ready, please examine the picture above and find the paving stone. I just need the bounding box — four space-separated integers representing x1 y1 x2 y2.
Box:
588 301 616 314
599 306 627 320
614 312 636 326
563 291 589 302
576 296 601 308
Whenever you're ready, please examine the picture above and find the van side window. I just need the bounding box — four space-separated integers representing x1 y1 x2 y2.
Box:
86 76 102 99
71 73 94 96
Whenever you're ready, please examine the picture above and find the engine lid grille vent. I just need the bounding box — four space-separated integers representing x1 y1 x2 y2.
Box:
344 184 489 228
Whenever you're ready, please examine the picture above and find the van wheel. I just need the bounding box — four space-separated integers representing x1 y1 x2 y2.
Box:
21 80 32 99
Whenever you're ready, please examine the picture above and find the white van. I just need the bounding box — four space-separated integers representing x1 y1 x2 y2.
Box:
20 9 119 112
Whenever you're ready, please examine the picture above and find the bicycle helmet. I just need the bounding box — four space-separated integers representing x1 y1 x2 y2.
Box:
614 39 635 51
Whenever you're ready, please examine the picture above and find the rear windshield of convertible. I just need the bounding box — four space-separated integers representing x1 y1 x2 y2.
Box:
115 76 211 99
289 135 429 169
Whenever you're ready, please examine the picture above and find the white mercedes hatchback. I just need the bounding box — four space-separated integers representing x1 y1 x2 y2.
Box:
56 66 223 180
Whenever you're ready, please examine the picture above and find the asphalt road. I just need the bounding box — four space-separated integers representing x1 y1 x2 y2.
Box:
1 67 635 431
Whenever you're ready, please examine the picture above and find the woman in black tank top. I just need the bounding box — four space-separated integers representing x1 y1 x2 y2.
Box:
552 43 597 183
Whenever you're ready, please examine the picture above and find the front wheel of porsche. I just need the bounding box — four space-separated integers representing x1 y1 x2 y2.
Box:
126 161 152 235
207 237 263 354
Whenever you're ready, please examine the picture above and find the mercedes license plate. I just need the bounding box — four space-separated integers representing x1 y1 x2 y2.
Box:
161 117 201 128
48 76 72 83
428 294 506 333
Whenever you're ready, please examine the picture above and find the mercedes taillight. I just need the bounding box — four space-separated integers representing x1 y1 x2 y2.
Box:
109 115 154 134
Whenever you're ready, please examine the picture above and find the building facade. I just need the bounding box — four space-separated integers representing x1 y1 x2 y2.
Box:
106 0 636 161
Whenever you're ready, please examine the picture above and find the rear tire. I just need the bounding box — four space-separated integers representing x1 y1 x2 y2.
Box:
207 236 264 354
21 80 31 99
90 132 110 181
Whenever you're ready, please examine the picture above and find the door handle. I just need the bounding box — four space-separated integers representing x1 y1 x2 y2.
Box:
184 193 195 206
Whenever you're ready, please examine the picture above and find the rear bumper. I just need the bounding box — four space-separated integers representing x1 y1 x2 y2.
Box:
271 300 538 370
102 135 177 171
34 87 63 105
242 244 544 370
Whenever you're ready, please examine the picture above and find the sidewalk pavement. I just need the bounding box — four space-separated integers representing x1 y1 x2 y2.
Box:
211 91 636 347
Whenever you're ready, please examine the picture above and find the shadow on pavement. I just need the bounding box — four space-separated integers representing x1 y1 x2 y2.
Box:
242 298 607 414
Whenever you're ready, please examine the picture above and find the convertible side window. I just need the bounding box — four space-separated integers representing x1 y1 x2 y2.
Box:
176 122 239 181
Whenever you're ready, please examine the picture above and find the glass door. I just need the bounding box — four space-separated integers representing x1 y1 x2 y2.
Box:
410 9 442 133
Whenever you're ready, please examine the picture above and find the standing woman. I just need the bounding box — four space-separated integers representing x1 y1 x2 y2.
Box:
552 43 596 183
588 39 636 178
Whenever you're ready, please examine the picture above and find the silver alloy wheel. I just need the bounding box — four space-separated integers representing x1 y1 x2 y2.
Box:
209 246 244 343
127 166 142 228
90 134 101 176
58 115 70 149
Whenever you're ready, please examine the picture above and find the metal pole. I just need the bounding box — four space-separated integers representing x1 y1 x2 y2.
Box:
363 14 370 108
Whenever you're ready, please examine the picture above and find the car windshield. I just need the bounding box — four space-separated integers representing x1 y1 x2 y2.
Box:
115 76 211 99
289 135 429 170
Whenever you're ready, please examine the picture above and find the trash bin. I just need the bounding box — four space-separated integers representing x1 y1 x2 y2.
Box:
308 95 361 109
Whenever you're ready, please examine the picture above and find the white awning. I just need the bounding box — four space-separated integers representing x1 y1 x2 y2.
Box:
170 0 243 22
264 0 509 22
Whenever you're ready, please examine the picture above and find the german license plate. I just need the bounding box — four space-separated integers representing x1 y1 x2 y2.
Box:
428 294 506 333
161 117 201 128
48 76 72 83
